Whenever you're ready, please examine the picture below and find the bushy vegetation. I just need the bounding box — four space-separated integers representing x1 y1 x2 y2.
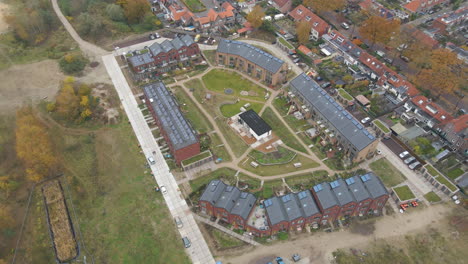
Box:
59 52 87 74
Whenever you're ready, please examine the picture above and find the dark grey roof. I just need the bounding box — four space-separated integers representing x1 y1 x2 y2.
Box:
296 190 320 217
148 35 194 57
215 185 241 212
200 180 227 203
264 197 288 226
345 176 371 202
280 194 302 222
172 37 184 50
312 183 339 210
230 192 257 220
161 39 175 52
217 39 285 73
239 109 272 136
456 173 468 188
128 53 154 67
290 73 376 151
360 172 389 198
149 42 164 56
181 34 195 46
330 179 356 206
143 82 198 150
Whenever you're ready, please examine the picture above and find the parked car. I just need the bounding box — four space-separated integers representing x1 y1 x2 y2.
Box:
400 55 410 62
160 185 168 195
316 76 323 81
147 156 156 165
182 237 191 248
361 117 371 124
154 32 161 39
376 50 386 57
149 33 155 40
409 161 421 170
276 257 285 264
399 151 409 158
174 217 183 228
321 82 331 88
341 22 350 30
404 156 416 164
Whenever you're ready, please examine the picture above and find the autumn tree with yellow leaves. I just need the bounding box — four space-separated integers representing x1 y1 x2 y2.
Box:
296 21 311 44
247 5 265 28
303 0 345 14
359 16 400 47
15 107 57 182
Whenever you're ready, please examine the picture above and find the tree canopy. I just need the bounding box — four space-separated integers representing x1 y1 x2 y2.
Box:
247 5 265 28
296 21 311 44
359 16 400 47
303 0 345 14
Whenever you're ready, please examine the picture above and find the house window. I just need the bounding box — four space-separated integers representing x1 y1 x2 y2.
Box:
298 220 304 224
305 16 311 21
330 32 336 37
313 22 318 27
337 37 344 42
297 9 303 14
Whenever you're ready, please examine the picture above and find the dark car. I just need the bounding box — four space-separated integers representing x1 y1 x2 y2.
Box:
316 76 323 81
321 82 331 88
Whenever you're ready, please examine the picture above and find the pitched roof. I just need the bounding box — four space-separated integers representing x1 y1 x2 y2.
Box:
230 192 257 219
298 45 312 55
330 179 356 206
264 196 288 225
217 39 285 73
411 95 454 124
404 25 439 48
169 4 191 21
289 5 330 35
312 182 339 210
148 35 195 57
239 109 272 136
345 176 371 202
143 82 198 150
290 74 377 151
359 172 388 199
443 114 468 133
273 0 290 8
296 190 320 217
404 0 422 13
128 53 154 67
200 180 227 203
215 185 241 211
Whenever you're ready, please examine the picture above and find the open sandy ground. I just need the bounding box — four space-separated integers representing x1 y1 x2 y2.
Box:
0 1 10 33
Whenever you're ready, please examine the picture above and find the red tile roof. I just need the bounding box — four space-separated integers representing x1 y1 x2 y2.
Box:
298 45 312 55
359 0 373 10
411 95 454 123
358 52 389 76
169 4 190 21
289 5 330 36
447 114 468 133
404 0 421 13
407 26 439 48
273 0 290 8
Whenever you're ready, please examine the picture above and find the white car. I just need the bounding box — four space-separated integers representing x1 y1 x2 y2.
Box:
404 156 415 164
361 117 371 124
399 151 409 158
408 161 421 170
174 217 183 228
160 185 168 195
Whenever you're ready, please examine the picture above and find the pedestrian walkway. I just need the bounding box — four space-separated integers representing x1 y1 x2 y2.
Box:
193 214 260 246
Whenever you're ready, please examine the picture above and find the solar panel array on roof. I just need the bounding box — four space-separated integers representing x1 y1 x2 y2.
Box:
217 39 285 74
361 174 371 182
264 199 273 208
143 82 198 150
290 74 377 151
359 173 388 199
128 53 154 67
313 184 323 192
330 180 340 189
148 35 195 57
345 177 355 185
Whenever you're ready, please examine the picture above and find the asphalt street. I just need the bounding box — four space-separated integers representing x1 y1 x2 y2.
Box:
102 54 215 264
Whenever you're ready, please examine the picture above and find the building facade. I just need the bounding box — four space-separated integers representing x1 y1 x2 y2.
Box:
238 109 272 140
143 82 200 165
127 35 201 80
216 39 289 87
289 5 330 41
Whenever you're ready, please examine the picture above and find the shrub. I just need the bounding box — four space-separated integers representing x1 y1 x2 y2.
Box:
59 53 87 74
106 4 126 22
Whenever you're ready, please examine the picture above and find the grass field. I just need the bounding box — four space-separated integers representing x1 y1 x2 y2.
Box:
215 118 249 158
424 191 441 203
209 133 232 162
272 96 290 116
202 69 267 101
181 0 206 12
369 158 406 187
240 153 319 176
285 170 330 190
261 180 284 198
249 146 296 164
261 107 307 153
47 121 190 263
210 228 245 249
393 185 415 201
202 50 216 65
189 167 238 193
447 168 464 180
172 86 213 134
220 100 263 118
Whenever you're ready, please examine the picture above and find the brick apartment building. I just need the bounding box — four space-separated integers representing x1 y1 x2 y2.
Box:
127 35 200 79
199 173 389 236
216 39 289 87
143 82 200 165
289 5 330 41
289 74 379 163
404 0 448 13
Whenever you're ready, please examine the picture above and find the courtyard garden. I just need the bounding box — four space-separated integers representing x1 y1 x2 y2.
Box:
220 100 263 118
369 158 406 187
239 152 320 176
393 185 415 201
249 146 296 165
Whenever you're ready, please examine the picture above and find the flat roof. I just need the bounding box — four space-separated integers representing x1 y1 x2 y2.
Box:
239 109 272 137
143 82 198 150
290 73 376 151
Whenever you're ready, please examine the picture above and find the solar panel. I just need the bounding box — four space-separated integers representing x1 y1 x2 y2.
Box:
298 191 307 200
313 184 323 192
264 199 273 208
282 194 291 203
352 120 358 125
345 177 355 185
240 192 248 199
363 130 369 136
361 174 371 182
226 186 234 192
368 134 375 140
357 124 363 130
330 180 340 189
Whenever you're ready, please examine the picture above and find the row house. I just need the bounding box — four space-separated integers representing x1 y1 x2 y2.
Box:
289 5 330 41
216 39 289 87
199 180 257 229
289 74 379 163
432 7 468 34
403 25 440 49
404 0 448 13
437 115 468 156
127 35 200 79
322 30 363 66
403 95 454 128
143 82 200 165
446 42 468 64
359 0 395 20
272 0 293 14
168 2 235 33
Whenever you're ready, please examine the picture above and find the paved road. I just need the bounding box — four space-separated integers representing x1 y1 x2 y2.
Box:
102 54 215 264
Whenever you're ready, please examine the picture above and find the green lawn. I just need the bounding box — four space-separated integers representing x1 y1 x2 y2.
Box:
338 88 353 101
220 100 263 118
238 175 262 191
373 119 390 133
447 168 464 180
181 150 212 166
181 0 206 12
425 165 458 192
272 96 290 116
215 118 249 158
285 170 330 190
261 179 284 199
172 86 213 134
47 121 190 263
249 146 296 164
240 153 319 176
202 69 268 101
203 50 217 65
261 107 307 153
210 133 232 162
278 37 294 49
425 165 441 177
424 191 441 203
210 228 245 249
393 185 415 201
369 158 406 187
189 167 238 192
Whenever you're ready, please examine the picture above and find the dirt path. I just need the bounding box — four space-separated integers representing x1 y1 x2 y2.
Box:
221 204 453 264
0 1 10 33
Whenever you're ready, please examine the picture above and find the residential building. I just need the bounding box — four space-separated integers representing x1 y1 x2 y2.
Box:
358 0 395 20
127 35 200 79
403 0 448 13
344 176 373 216
289 5 330 41
446 42 468 63
272 0 293 14
143 82 200 165
330 179 358 217
238 109 272 141
289 74 379 163
199 180 257 228
216 39 289 86
403 95 454 128
359 173 389 212
322 30 363 66
432 7 468 34
437 114 468 156
403 25 439 49
311 183 341 224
